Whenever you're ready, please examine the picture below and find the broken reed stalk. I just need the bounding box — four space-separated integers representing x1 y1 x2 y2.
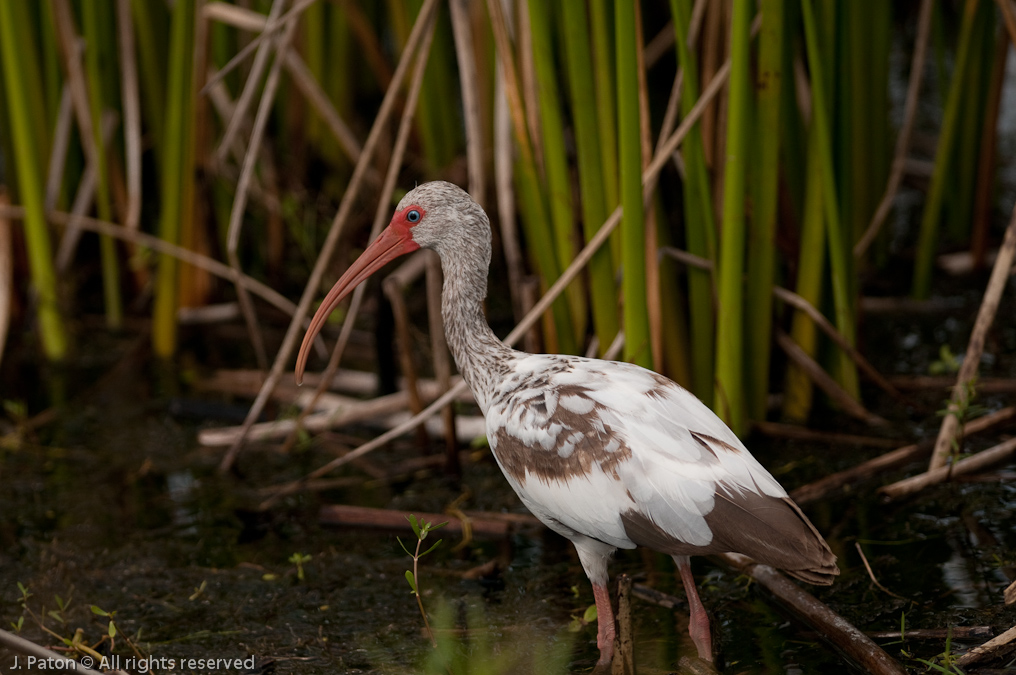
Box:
790 405 1016 506
955 624 1016 668
259 54 738 508
928 206 1016 470
218 0 442 473
882 435 1016 500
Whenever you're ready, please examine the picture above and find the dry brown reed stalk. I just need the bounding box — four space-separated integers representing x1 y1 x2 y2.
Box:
426 251 459 470
218 0 442 473
449 0 485 204
214 0 287 162
56 113 118 271
44 87 73 211
277 7 439 458
928 207 1016 470
116 0 142 235
775 330 887 426
224 12 298 371
854 0 933 257
205 3 366 167
492 0 526 326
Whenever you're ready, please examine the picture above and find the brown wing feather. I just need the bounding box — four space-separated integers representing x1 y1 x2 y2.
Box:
621 488 838 585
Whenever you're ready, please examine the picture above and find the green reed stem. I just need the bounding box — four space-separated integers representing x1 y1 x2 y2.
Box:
670 0 717 403
0 0 67 361
912 0 980 298
560 0 618 353
801 0 859 399
82 0 123 330
615 0 650 368
152 0 195 358
746 0 785 421
713 0 752 434
529 0 585 346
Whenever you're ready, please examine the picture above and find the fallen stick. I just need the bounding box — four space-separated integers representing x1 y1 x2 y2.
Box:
929 204 1016 470
718 553 907 675
791 406 1016 506
317 504 541 538
954 623 1016 668
880 436 1016 500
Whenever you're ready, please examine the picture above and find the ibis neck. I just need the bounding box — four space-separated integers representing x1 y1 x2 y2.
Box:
437 248 513 412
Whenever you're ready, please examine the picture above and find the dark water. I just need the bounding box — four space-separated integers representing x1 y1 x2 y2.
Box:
1 282 1014 674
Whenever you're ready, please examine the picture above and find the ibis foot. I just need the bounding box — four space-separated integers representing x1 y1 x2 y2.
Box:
675 555 713 662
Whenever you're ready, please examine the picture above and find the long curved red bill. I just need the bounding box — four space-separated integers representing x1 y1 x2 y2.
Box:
296 223 419 384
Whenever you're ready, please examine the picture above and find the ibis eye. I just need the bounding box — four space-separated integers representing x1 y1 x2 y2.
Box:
407 209 421 223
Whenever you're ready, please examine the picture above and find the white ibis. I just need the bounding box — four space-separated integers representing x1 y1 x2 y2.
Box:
296 181 838 665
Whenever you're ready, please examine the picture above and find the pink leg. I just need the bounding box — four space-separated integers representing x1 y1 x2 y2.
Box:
676 556 712 661
591 582 616 666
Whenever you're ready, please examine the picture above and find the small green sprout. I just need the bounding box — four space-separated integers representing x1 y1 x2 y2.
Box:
397 514 447 647
289 552 313 582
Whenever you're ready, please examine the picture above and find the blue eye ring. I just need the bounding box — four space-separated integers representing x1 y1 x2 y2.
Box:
407 209 421 223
